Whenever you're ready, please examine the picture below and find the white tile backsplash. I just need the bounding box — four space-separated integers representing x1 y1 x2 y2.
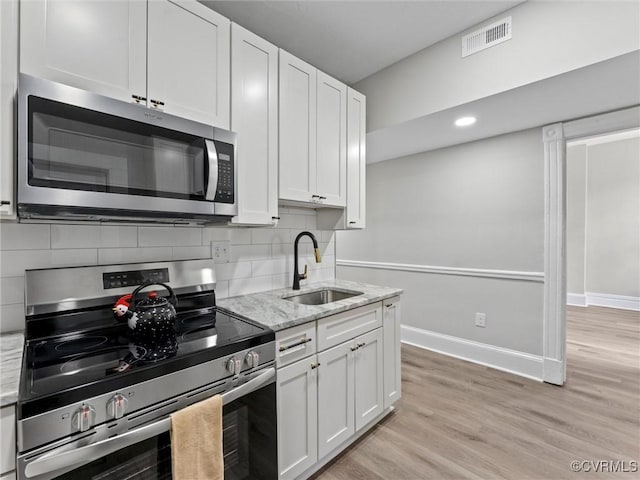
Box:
138 226 202 247
0 277 23 305
97 247 174 265
0 303 24 332
0 213 336 333
172 246 212 261
51 225 137 249
0 224 50 250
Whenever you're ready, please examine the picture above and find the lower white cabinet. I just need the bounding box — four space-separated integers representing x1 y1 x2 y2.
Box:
383 297 402 408
277 355 318 480
353 328 384 430
277 299 399 479
1 405 15 475
317 340 355 459
317 328 383 458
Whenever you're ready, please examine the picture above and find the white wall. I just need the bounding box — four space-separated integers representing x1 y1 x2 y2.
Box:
567 135 640 309
0 209 336 333
355 1 640 132
337 128 546 377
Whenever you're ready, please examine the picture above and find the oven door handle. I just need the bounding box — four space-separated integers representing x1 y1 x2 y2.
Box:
24 367 275 478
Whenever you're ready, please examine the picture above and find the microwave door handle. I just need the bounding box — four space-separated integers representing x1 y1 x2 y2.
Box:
204 139 218 201
23 367 276 478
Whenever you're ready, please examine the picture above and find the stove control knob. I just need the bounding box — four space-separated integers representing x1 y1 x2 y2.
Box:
245 351 260 368
226 357 242 375
72 404 96 432
107 393 128 419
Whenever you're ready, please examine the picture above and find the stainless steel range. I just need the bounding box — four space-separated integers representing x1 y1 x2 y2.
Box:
16 259 277 480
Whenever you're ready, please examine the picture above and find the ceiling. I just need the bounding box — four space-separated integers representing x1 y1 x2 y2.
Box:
366 52 640 163
202 0 524 84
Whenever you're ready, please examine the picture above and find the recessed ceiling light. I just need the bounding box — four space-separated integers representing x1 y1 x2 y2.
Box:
455 116 476 127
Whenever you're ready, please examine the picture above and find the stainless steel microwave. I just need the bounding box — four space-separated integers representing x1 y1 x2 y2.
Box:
17 74 237 224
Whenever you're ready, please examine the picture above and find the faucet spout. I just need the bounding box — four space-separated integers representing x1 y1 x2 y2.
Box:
293 231 322 290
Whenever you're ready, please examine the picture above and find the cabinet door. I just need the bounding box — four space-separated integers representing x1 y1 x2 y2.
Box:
1 406 15 474
316 71 347 207
383 297 402 408
147 0 230 128
317 341 355 459
279 50 317 203
0 0 18 218
20 0 146 104
229 23 278 226
354 328 384 431
277 356 318 479
346 88 366 228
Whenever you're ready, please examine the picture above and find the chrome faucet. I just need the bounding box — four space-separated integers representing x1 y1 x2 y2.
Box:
292 231 322 290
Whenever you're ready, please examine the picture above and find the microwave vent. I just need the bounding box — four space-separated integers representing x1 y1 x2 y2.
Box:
461 16 512 57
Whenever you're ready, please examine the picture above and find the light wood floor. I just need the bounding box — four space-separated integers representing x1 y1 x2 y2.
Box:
311 306 640 479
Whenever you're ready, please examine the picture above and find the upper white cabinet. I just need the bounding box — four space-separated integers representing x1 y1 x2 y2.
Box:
279 50 317 204
20 0 230 128
345 88 366 228
315 72 347 206
0 0 18 219
229 23 279 226
279 49 346 208
317 87 366 230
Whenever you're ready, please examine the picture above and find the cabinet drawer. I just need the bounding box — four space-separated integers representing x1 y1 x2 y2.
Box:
276 322 317 368
317 303 382 351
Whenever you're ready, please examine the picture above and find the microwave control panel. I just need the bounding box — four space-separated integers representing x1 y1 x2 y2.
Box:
214 141 234 204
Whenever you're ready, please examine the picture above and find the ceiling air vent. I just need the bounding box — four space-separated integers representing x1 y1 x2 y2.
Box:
461 16 512 58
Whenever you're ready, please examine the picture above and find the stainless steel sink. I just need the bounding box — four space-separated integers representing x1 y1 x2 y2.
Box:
283 288 363 305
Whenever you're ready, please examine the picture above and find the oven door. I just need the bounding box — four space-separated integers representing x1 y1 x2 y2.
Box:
17 74 236 221
19 368 277 480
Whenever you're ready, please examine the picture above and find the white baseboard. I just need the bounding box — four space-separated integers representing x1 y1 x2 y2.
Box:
401 325 544 382
566 292 639 311
586 292 640 311
567 293 588 307
543 357 565 385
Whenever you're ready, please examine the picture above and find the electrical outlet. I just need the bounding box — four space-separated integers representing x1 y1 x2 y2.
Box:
475 312 486 328
211 241 230 263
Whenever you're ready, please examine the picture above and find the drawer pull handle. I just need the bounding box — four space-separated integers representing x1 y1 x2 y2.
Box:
131 94 147 103
310 362 321 370
150 99 165 106
357 342 366 348
0 200 10 205
348 221 356 224
319 196 326 200
350 346 358 352
385 304 393 308
279 337 312 352
272 216 280 220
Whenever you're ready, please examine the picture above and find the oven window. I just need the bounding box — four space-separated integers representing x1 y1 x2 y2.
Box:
52 383 277 480
28 96 207 201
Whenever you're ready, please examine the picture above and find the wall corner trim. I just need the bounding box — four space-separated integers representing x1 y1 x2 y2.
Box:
400 325 544 382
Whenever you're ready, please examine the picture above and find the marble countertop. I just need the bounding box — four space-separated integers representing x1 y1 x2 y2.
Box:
1 332 24 407
218 279 403 331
